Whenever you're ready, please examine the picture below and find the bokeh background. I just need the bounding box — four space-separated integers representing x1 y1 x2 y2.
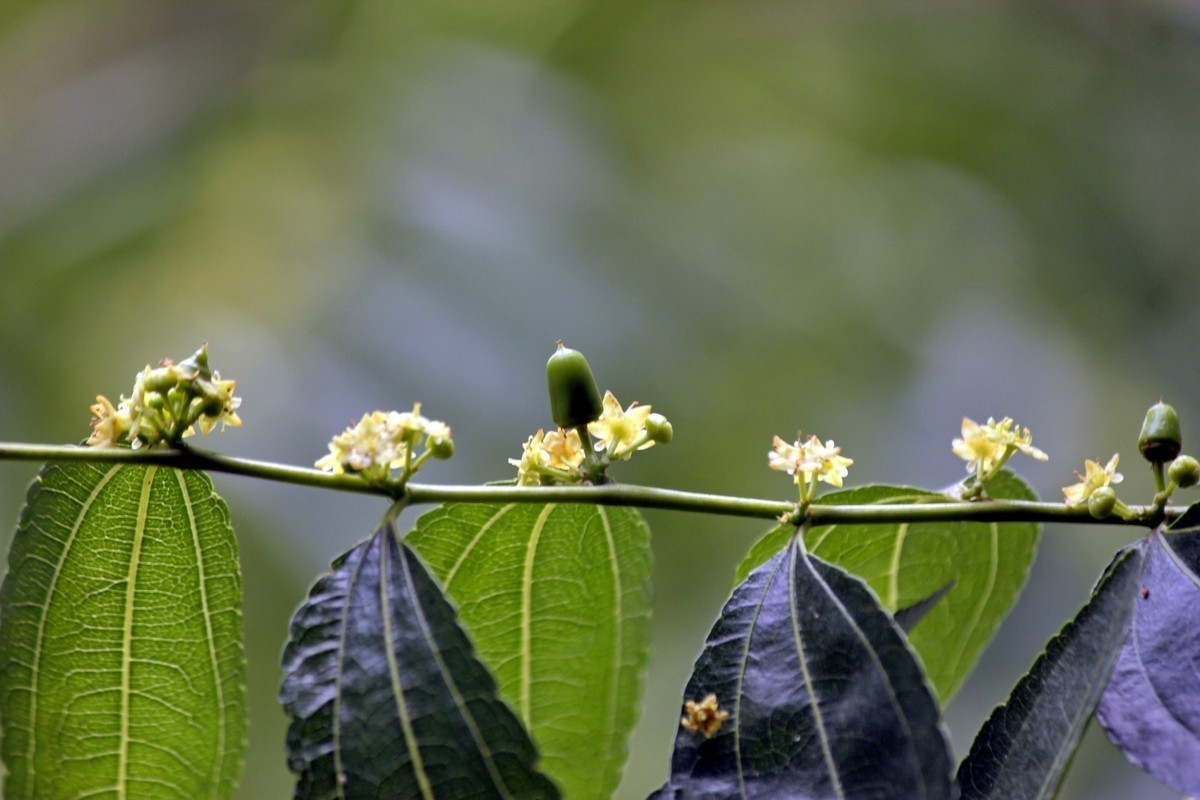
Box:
2 1 1199 797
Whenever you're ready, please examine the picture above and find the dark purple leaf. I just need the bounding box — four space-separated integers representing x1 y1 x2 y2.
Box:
1096 525 1200 795
957 547 1143 799
280 524 559 799
657 533 954 799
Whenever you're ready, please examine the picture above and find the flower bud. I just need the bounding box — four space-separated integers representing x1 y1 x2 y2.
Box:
646 413 673 445
428 437 455 460
177 345 212 379
1139 401 1182 464
1169 454 1200 489
546 343 603 429
1088 485 1118 519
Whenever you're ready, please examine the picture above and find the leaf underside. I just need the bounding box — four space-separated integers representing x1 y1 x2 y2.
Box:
658 533 955 800
406 502 652 800
957 546 1144 800
0 462 246 799
736 471 1040 701
280 524 559 800
1096 522 1200 796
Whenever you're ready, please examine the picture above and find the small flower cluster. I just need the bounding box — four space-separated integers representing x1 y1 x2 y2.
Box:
769 433 853 504
87 345 241 449
316 403 452 485
952 416 1048 483
510 390 671 485
680 694 729 739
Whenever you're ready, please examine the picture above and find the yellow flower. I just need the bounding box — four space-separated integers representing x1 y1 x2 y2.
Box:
508 428 584 485
542 428 584 470
954 416 1048 477
387 403 430 447
425 419 452 448
195 375 242 435
588 391 654 459
952 417 1006 474
768 434 806 479
86 395 132 448
680 694 729 738
986 417 1048 462
1063 454 1123 507
804 437 853 488
769 433 853 491
509 430 551 486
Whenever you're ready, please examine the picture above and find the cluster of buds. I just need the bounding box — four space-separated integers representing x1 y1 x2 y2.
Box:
316 403 452 486
511 344 672 485
768 433 853 504
87 345 241 449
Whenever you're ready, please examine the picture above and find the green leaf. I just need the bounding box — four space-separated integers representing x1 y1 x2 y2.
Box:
657 534 955 799
0 462 246 799
957 546 1143 799
406 503 651 800
734 471 1040 701
280 524 559 800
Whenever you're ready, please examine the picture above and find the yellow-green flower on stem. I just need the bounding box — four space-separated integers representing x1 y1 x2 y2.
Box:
805 437 853 488
588 390 657 460
1063 454 1123 507
509 428 585 485
86 395 132 448
952 417 1006 475
954 416 1047 494
769 432 853 503
316 405 453 485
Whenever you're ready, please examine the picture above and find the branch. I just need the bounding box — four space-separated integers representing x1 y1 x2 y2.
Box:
0 442 1184 527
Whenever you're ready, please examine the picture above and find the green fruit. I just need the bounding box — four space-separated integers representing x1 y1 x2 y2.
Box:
546 342 602 428
1139 401 1182 463
1169 455 1200 488
1088 486 1118 518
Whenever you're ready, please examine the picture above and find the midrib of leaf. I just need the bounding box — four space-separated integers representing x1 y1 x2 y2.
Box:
735 551 787 798
888 523 910 609
520 504 556 727
395 538 514 800
175 471 225 799
444 504 516 589
1160 534 1200 590
331 545 364 800
596 507 622 783
24 463 122 799
946 522 1000 679
378 535 435 800
805 553 927 797
787 544 845 800
118 466 156 800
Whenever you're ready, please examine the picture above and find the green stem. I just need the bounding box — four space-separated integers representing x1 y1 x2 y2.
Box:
0 441 1184 527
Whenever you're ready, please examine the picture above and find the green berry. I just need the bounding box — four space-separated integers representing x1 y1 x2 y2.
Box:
546 342 602 429
1169 455 1200 488
1139 401 1182 464
1088 486 1118 519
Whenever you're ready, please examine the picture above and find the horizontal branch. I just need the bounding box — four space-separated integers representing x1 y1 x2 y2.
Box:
0 442 1184 527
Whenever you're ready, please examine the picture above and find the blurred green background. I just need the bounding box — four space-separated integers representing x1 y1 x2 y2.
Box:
2 1 1198 797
